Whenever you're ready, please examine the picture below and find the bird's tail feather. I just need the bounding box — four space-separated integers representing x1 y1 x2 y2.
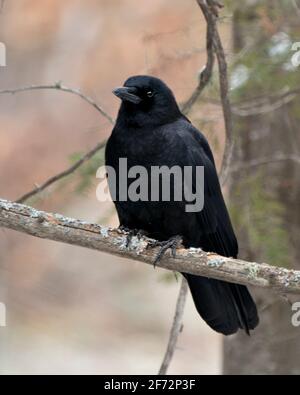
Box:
185 274 259 335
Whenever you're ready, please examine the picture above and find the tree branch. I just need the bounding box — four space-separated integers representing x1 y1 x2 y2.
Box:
202 0 234 186
158 277 188 375
0 82 115 125
0 82 115 203
230 154 300 173
1 198 300 294
16 140 107 203
181 5 215 115
231 91 298 117
194 86 300 117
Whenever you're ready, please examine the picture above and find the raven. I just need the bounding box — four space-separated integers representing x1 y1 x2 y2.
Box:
105 75 259 335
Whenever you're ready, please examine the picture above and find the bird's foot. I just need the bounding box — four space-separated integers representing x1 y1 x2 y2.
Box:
119 226 148 248
152 235 182 268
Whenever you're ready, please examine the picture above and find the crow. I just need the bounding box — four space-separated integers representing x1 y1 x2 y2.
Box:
105 75 259 335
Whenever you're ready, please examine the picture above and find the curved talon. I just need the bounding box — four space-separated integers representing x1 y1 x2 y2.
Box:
153 236 182 267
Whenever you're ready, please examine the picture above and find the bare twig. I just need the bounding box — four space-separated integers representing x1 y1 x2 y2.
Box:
158 277 188 375
16 140 107 203
230 154 300 173
237 87 300 108
205 1 233 185
0 82 115 125
1 198 300 293
194 1 233 186
181 5 215 115
231 91 298 117
0 83 115 203
197 86 300 116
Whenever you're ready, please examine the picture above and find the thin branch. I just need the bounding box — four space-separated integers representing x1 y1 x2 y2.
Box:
0 82 115 125
204 0 234 186
197 86 300 116
181 6 215 115
231 91 298 117
194 1 233 186
230 154 300 173
1 198 300 293
158 277 188 375
234 87 300 109
0 82 115 203
16 140 107 203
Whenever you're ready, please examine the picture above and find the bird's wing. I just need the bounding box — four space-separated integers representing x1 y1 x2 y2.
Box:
174 122 259 336
175 121 238 258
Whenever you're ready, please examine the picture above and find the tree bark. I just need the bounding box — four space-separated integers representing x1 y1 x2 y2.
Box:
1 198 300 294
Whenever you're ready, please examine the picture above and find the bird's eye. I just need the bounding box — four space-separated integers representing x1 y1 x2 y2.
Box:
146 90 154 98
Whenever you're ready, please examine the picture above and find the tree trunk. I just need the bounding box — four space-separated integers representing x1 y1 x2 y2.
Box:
223 0 300 374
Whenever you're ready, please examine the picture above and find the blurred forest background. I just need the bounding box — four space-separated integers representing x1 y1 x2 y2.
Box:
0 0 300 374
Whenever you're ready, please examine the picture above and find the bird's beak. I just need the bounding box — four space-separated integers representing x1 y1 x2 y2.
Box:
112 87 141 104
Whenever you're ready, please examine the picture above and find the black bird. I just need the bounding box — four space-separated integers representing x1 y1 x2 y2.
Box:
106 75 259 335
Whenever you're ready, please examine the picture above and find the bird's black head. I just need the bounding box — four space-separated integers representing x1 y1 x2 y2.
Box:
113 75 181 128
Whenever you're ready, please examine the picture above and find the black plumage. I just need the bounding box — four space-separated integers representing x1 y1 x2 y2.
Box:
105 75 259 335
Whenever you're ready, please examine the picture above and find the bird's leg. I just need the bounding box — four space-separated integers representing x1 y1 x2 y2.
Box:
152 235 182 267
119 225 148 248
